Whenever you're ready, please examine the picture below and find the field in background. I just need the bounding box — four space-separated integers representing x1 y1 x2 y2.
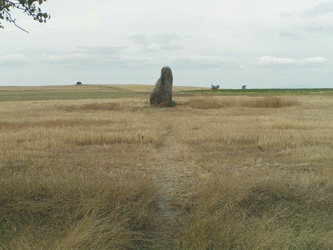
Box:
1 84 332 102
0 85 332 249
0 84 207 102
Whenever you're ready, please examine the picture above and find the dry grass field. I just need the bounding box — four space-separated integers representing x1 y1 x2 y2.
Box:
0 85 332 249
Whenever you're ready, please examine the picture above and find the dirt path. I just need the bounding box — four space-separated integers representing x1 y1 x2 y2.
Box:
151 129 179 247
145 112 205 248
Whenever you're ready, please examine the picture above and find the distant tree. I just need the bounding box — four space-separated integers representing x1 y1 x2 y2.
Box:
242 85 247 90
0 0 50 32
211 84 220 90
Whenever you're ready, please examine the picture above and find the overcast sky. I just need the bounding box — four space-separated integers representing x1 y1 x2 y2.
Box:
1 0 332 88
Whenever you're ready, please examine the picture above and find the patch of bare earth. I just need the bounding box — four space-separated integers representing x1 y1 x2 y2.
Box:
151 129 178 247
147 115 207 248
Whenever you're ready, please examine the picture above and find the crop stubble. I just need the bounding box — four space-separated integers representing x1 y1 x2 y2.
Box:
0 89 332 249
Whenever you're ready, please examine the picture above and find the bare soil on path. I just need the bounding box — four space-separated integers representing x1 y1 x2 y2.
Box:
147 113 206 248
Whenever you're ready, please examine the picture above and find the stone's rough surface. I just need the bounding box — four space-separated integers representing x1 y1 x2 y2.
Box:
150 66 173 105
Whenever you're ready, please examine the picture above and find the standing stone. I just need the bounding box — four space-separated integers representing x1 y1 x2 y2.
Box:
150 66 173 105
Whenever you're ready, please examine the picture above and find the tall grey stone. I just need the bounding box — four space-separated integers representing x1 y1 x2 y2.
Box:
150 66 173 105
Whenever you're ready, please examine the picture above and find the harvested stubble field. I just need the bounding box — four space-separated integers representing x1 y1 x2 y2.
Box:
0 85 332 249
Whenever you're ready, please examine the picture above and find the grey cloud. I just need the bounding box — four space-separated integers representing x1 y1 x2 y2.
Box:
130 33 183 52
41 48 156 70
279 26 331 42
160 45 183 51
305 26 324 33
280 12 293 18
41 46 125 70
279 32 304 41
304 26 333 37
130 35 150 46
281 1 333 18
152 34 181 44
131 34 180 45
41 53 109 70
75 46 125 55
302 1 333 17
171 55 233 70
129 35 157 53
40 46 127 70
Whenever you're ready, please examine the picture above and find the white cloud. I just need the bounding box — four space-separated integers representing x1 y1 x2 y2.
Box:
257 56 327 67
302 57 327 66
0 54 29 66
257 56 296 67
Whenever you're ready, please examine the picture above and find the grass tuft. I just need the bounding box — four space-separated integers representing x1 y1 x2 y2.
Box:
151 100 177 108
0 165 157 249
174 172 333 249
245 96 300 108
187 97 234 109
187 96 299 109
62 102 122 112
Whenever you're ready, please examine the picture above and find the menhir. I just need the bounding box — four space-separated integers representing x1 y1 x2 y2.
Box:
150 66 173 105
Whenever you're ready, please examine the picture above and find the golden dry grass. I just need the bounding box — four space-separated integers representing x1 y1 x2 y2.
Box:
0 90 332 249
